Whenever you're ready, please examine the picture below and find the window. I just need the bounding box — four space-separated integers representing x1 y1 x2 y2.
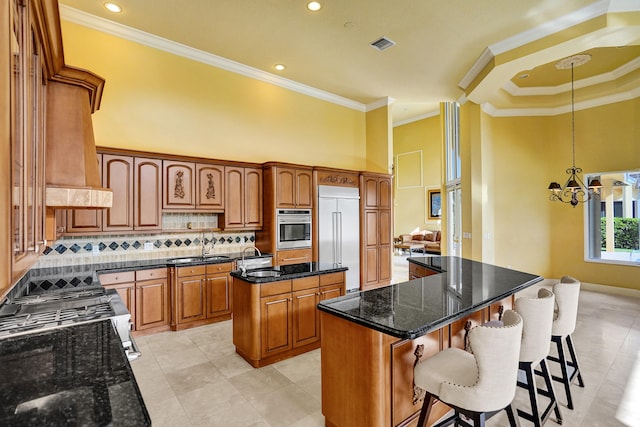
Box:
586 170 640 265
443 102 461 256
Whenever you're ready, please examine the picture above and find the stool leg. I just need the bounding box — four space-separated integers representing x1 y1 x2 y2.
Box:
417 392 435 427
565 334 584 387
506 402 522 427
521 363 542 427
550 335 574 410
539 358 563 424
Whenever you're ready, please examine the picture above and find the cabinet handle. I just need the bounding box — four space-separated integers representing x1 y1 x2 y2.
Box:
282 256 308 261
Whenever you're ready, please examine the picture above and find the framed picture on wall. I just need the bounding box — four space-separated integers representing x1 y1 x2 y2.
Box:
427 189 441 220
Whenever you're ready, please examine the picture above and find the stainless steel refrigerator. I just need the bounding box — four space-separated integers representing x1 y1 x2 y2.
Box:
318 185 360 292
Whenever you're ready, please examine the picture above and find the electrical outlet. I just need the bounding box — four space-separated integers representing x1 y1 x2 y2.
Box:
144 241 153 251
92 244 100 256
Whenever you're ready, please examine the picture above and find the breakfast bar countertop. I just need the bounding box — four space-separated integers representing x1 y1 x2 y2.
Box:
317 256 542 339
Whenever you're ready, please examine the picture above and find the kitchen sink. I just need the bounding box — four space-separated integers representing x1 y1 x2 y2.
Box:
246 270 281 278
168 255 230 264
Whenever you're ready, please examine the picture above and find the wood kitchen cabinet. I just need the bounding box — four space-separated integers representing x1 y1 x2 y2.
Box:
172 262 233 330
100 267 170 335
223 166 263 230
175 265 207 324
233 272 345 367
274 166 313 209
163 160 196 210
361 173 393 290
275 248 313 266
196 163 225 211
67 154 162 233
8 0 48 284
102 154 133 231
135 268 170 332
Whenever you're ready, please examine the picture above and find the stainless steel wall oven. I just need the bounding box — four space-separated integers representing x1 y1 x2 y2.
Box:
276 209 312 250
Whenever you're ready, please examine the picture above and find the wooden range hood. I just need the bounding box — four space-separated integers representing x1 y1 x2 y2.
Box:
40 0 112 209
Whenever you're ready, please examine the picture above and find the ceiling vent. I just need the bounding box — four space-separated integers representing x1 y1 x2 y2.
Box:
369 37 395 52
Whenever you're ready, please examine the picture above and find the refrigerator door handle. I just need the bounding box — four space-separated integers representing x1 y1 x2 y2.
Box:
331 212 338 264
337 212 343 265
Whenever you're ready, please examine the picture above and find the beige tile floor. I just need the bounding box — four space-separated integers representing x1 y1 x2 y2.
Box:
131 255 640 426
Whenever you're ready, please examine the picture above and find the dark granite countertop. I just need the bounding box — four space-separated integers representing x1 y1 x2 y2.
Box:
22 250 270 295
0 320 150 426
317 256 542 339
230 262 348 283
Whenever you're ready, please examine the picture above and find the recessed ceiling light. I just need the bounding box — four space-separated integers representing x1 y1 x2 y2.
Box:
274 64 286 71
307 1 322 12
104 2 122 13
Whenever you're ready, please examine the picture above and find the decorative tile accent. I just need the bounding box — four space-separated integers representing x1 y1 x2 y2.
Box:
34 229 257 269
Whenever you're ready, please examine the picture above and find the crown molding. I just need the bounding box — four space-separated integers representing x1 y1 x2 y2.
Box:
393 110 439 127
459 0 612 90
366 97 395 112
503 56 640 96
482 86 640 117
59 5 367 113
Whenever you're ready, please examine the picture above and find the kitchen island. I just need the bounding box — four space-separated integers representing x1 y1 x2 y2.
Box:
231 262 348 367
317 256 542 427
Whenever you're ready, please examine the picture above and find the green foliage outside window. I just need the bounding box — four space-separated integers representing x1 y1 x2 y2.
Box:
601 217 640 250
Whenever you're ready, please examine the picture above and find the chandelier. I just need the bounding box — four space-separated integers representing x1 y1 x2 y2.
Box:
547 54 601 207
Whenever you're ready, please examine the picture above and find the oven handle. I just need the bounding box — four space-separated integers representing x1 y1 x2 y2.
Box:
125 335 142 361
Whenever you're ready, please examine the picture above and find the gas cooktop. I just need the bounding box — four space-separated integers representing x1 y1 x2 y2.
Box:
0 287 117 339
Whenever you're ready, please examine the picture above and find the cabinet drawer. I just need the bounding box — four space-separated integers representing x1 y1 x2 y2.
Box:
177 265 207 277
292 276 319 292
136 268 167 281
99 271 135 285
276 248 312 266
320 272 344 286
260 280 292 298
206 262 232 274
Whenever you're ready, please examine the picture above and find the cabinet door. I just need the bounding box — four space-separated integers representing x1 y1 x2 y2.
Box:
196 163 224 211
104 282 136 327
136 278 170 330
163 161 195 209
363 210 379 286
224 166 244 228
378 210 392 284
378 177 392 209
206 274 231 317
102 154 133 231
295 169 313 208
260 293 292 358
244 167 263 228
362 176 379 209
177 276 207 323
319 284 343 301
135 157 162 230
292 288 320 347
276 167 296 208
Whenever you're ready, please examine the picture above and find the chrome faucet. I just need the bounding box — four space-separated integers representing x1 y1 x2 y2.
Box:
201 230 214 258
240 246 262 275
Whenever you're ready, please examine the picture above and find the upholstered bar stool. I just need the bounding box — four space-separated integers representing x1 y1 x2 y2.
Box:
547 275 584 410
514 288 562 426
414 310 523 427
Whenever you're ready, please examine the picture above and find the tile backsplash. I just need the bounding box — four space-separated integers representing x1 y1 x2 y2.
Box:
35 213 256 269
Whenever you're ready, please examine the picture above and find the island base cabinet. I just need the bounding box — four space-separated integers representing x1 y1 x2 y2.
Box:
260 294 293 358
320 295 516 427
234 273 344 368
